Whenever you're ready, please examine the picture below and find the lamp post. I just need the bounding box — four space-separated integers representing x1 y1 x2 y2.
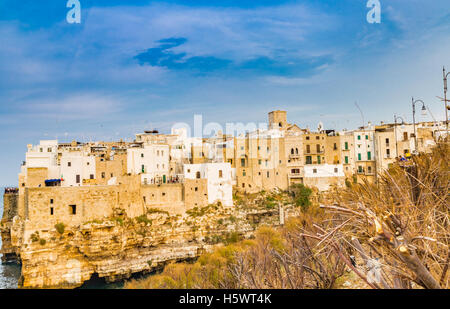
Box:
443 67 450 137
394 115 405 158
411 97 427 153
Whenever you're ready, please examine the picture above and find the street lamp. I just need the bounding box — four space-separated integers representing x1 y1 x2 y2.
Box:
443 67 450 137
411 97 427 153
394 115 405 158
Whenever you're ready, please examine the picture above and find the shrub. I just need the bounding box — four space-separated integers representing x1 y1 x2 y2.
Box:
39 238 46 246
136 215 152 225
290 184 312 212
55 223 65 234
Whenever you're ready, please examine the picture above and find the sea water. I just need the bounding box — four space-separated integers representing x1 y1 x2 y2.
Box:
0 188 21 289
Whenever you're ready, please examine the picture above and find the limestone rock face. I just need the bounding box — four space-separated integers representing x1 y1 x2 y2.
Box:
3 202 287 288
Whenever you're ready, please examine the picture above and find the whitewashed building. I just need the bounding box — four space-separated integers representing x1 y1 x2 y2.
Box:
303 164 345 191
60 152 96 187
127 144 170 184
184 163 233 207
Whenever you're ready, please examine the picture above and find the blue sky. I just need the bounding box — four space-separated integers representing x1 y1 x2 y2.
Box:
0 0 449 186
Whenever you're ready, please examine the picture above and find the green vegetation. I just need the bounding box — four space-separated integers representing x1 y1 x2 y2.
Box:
30 232 39 243
54 223 65 234
290 184 312 211
136 215 152 225
39 238 46 246
146 208 169 216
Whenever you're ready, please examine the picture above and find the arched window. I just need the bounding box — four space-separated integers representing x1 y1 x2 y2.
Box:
295 148 298 154
196 171 201 179
291 148 294 155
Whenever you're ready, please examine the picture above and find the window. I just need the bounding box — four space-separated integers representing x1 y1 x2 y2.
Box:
306 145 310 153
141 153 144 158
76 175 80 184
333 143 337 150
403 132 408 141
345 156 349 164
162 192 166 196
368 166 372 173
69 205 76 215
40 148 43 152
243 170 246 176
358 153 362 161
196 171 201 179
241 146 244 150
358 166 363 173
386 149 390 156
316 136 320 140
68 162 71 167
306 136 310 140
367 151 371 160
306 156 312 164
187 169 190 173
240 158 245 167
316 144 321 153
195 187 198 192
358 135 361 140
242 183 245 188
317 156 321 164
50 207 54 215
291 148 294 155
157 150 160 156
47 148 52 152
141 165 145 173
313 169 317 174
219 170 223 178
161 151 164 156
102 172 105 178
295 148 298 154
90 174 94 179
110 173 113 177
345 142 348 150
267 171 270 178
365 135 368 140
334 168 338 173
258 159 261 165
50 199 54 204
87 162 90 165
385 138 390 145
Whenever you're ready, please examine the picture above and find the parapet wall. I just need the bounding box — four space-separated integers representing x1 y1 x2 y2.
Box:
21 180 189 231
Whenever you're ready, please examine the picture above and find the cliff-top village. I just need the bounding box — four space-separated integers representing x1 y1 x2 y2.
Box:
3 110 447 228
1 109 448 288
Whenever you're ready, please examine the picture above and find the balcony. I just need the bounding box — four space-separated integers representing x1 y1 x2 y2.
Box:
289 154 301 159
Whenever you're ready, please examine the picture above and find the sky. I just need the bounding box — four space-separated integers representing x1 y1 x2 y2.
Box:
0 0 449 186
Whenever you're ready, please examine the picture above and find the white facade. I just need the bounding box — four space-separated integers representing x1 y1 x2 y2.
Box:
303 164 345 191
60 152 96 187
353 129 376 162
303 164 345 178
127 144 170 184
184 163 233 207
23 140 60 180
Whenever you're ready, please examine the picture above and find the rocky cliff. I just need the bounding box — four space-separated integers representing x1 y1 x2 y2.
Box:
2 193 294 288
